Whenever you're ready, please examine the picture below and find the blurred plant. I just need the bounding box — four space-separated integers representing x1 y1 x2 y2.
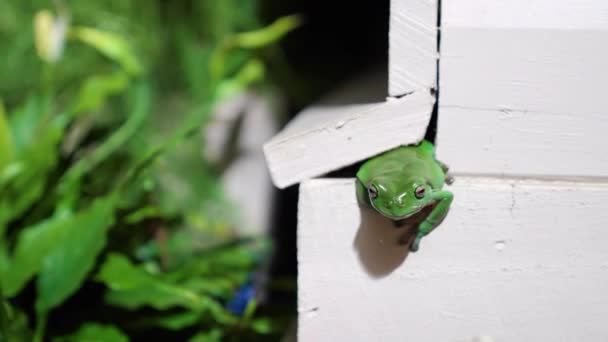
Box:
0 1 299 341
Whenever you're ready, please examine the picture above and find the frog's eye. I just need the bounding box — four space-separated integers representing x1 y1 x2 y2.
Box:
414 185 426 199
368 184 378 200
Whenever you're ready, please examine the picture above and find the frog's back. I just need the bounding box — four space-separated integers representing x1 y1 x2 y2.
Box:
357 140 444 188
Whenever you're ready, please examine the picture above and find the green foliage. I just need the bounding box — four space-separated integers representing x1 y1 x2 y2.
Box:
71 27 143 76
3 197 114 298
71 72 129 115
97 253 233 324
189 329 223 342
35 197 115 314
0 1 299 340
0 101 13 169
0 101 61 227
0 301 31 342
53 323 128 342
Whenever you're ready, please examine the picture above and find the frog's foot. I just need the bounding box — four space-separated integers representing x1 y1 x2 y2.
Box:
437 159 450 174
409 235 422 252
445 174 455 185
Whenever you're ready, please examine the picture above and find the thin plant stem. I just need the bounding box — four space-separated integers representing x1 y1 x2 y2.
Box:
0 287 10 339
33 313 46 342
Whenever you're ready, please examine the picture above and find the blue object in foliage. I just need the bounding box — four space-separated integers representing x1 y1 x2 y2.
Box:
227 283 256 315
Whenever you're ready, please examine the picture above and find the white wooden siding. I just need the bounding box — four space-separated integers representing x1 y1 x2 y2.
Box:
299 178 608 342
437 0 608 177
268 0 608 340
263 92 433 189
389 0 438 96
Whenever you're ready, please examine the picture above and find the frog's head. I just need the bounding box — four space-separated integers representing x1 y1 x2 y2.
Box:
365 177 432 220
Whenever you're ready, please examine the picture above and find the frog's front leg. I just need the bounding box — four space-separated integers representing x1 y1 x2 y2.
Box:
436 160 455 185
436 159 450 174
410 190 453 252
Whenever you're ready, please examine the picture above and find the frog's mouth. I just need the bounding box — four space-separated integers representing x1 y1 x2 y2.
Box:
374 206 424 221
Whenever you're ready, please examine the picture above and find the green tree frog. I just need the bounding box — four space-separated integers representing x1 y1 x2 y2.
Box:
356 140 453 252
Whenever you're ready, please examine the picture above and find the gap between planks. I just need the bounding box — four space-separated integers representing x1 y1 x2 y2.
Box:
450 173 608 187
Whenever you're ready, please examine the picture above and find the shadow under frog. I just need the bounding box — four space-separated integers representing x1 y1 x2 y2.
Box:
354 203 436 278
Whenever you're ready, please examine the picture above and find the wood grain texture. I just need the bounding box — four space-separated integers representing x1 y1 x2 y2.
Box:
438 2 608 177
263 92 434 189
389 0 438 96
298 178 608 342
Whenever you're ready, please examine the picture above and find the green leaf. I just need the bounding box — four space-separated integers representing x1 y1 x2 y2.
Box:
72 72 129 115
230 15 302 49
54 323 128 342
152 311 201 331
250 317 273 334
35 197 116 313
165 239 266 284
175 31 213 98
180 277 233 298
71 27 143 76
124 206 161 225
56 83 151 211
2 197 114 298
0 99 14 169
2 218 67 297
189 329 223 342
0 121 62 226
0 301 31 342
96 253 157 290
210 14 301 80
242 299 258 323
216 59 265 101
96 254 234 324
0 95 65 227
7 94 52 153
0 245 9 283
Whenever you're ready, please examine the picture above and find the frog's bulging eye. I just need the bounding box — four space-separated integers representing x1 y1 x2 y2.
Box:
368 184 378 200
415 185 426 199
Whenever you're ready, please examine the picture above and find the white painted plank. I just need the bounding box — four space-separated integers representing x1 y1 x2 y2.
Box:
438 23 608 177
443 0 608 29
437 106 608 178
263 92 434 189
389 0 438 96
298 177 608 342
439 29 608 115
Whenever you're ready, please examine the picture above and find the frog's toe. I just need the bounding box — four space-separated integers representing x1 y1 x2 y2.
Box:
445 175 455 185
437 160 450 173
410 237 421 252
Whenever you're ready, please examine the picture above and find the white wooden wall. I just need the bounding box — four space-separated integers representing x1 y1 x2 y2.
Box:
437 0 608 177
264 92 433 188
299 178 608 341
264 0 608 341
389 0 438 96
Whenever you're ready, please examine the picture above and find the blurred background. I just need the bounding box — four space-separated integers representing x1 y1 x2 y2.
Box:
0 0 387 340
